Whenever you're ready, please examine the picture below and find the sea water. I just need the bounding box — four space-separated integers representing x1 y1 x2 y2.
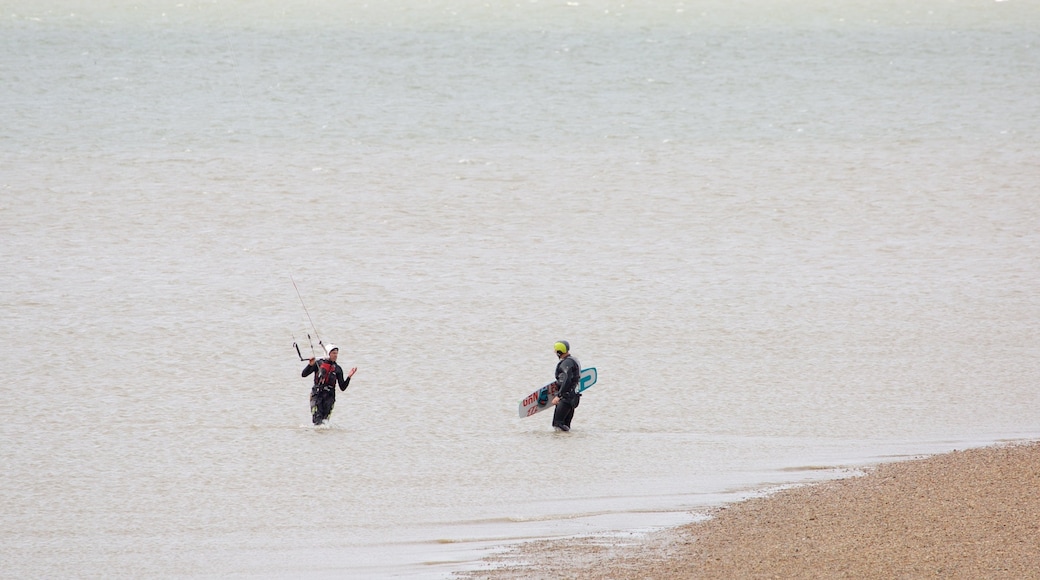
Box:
2 0 1039 577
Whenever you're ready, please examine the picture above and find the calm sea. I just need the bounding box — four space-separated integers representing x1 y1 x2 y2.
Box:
2 0 1038 577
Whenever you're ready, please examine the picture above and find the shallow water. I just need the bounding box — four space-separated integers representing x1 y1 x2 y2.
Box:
2 1 1039 577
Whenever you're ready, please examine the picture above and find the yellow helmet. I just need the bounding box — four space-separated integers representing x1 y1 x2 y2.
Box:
554 340 570 355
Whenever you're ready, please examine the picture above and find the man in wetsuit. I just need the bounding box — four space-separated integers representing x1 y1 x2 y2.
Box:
550 340 581 432
301 344 356 425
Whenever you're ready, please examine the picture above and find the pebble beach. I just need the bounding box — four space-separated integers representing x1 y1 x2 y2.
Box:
460 442 1040 579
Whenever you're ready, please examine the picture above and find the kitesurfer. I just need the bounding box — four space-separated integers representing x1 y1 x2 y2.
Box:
550 340 581 432
302 344 356 425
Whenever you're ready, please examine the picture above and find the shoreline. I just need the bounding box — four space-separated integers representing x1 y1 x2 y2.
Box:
457 441 1040 579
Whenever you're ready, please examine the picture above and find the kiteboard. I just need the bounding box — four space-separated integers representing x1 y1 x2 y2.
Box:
518 367 598 418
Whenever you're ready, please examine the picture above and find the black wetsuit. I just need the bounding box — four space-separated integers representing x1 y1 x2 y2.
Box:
552 355 581 431
302 358 350 425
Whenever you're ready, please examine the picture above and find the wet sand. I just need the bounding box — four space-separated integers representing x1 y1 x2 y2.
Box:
458 441 1040 579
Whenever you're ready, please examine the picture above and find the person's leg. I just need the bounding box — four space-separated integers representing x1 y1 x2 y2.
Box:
560 401 575 430
552 400 573 431
311 392 323 425
322 393 335 423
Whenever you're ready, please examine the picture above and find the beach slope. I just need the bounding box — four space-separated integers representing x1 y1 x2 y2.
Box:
460 442 1040 579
